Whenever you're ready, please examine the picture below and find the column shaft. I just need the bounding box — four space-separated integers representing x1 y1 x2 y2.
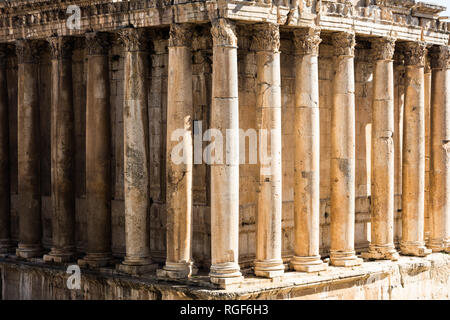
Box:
116 28 156 275
429 46 450 253
363 38 399 261
78 32 113 268
253 23 284 278
44 37 76 263
291 28 327 272
158 24 196 279
209 19 243 288
330 32 362 267
400 42 431 257
16 40 42 259
0 45 11 254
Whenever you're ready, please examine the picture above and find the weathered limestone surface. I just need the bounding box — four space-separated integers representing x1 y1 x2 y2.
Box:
291 28 327 273
78 32 113 268
253 23 284 279
1 253 449 300
43 37 76 264
15 39 42 259
400 42 432 257
329 32 362 267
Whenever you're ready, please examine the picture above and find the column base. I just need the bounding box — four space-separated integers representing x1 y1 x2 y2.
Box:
400 242 432 257
330 251 363 267
291 255 328 272
157 261 198 279
209 262 243 289
16 244 42 259
117 258 158 276
361 245 399 261
427 239 450 253
78 253 114 268
254 259 285 278
43 248 77 263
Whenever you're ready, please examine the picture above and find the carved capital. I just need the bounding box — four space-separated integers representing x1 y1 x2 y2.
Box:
118 28 149 52
293 27 321 56
211 19 237 48
252 23 280 53
47 36 74 60
429 46 450 70
85 32 110 56
333 32 356 57
15 39 42 64
401 42 427 67
372 37 396 61
169 24 193 48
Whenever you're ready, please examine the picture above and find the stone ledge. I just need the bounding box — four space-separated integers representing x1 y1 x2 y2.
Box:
1 253 449 299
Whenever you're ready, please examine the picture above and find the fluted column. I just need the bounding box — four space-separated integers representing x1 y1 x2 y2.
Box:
428 46 450 253
78 32 114 268
209 18 243 288
290 28 327 272
400 42 431 257
157 24 196 279
330 32 362 267
43 37 77 263
252 23 284 278
362 37 399 261
116 28 157 275
16 40 42 259
0 44 12 254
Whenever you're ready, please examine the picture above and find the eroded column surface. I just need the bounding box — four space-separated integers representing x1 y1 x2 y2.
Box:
157 24 196 279
400 42 431 257
43 37 77 263
16 40 42 259
252 23 284 279
362 37 399 261
209 18 243 288
428 46 450 253
78 32 114 268
290 28 327 272
0 44 12 254
116 28 156 275
330 32 362 267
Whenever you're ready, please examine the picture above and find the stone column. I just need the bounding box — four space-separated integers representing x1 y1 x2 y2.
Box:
16 40 42 259
362 37 399 261
428 46 450 253
116 28 157 274
290 28 327 272
252 23 284 278
43 37 77 263
209 18 243 288
0 44 12 254
157 24 196 279
400 42 431 257
78 32 114 268
330 32 362 267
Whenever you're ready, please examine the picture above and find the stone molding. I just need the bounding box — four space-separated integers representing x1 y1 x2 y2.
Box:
211 18 237 48
169 24 193 48
402 42 427 67
429 46 450 70
47 36 74 60
85 32 110 56
333 32 356 57
372 37 396 61
293 27 322 56
252 23 280 53
118 28 149 52
15 39 42 64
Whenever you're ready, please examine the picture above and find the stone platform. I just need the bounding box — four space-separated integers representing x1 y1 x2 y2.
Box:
1 253 449 300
